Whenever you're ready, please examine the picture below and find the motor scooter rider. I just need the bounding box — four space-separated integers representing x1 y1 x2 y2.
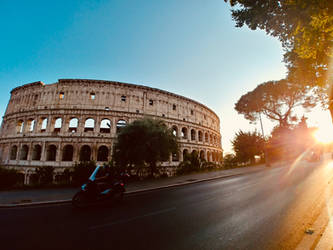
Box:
94 165 117 192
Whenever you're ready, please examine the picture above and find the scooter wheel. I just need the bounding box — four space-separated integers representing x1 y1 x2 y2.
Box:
72 192 87 208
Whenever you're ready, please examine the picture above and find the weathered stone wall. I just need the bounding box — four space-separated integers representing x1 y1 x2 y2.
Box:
0 79 223 180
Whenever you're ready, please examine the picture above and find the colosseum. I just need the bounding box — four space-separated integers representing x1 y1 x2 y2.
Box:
0 79 222 184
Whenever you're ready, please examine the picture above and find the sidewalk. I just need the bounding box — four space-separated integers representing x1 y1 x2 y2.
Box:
0 163 278 207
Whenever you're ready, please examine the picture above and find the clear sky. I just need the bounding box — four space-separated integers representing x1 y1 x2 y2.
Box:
1 0 331 153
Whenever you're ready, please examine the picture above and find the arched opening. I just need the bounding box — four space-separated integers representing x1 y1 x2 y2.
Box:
10 145 17 160
172 151 179 162
97 146 109 161
205 133 209 143
84 118 95 132
198 131 203 142
210 134 213 144
212 152 216 162
32 145 42 161
54 118 62 132
172 126 178 137
80 145 91 161
207 151 211 162
46 145 57 161
191 129 196 141
68 118 78 133
191 150 198 156
181 127 188 139
200 150 205 160
183 149 189 161
40 118 48 132
17 120 24 134
27 119 35 132
62 145 74 161
100 119 111 133
116 119 127 133
20 145 29 160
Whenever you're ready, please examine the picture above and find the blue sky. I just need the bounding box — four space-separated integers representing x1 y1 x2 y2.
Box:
1 0 330 153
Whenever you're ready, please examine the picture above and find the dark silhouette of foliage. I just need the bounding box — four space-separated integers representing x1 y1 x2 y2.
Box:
225 0 333 90
267 116 316 161
113 118 179 177
72 161 96 185
235 79 316 127
35 166 54 185
223 153 238 168
0 167 21 189
232 130 265 164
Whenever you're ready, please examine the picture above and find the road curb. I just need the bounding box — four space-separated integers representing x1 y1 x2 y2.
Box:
0 168 266 208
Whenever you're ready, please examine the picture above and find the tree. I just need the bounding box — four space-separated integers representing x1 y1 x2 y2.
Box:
235 79 316 127
35 166 54 185
71 161 96 185
225 0 333 111
232 130 265 164
113 118 179 177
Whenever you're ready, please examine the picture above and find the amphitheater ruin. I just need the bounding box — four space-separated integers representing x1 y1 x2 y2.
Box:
0 79 223 184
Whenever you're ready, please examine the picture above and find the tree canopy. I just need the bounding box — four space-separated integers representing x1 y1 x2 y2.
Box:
231 130 265 164
112 117 179 177
235 79 315 127
225 0 333 89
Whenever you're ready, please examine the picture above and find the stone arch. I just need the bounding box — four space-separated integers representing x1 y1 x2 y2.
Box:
172 151 179 162
172 125 178 137
40 118 48 132
116 119 127 133
200 150 205 160
97 145 109 162
100 119 111 133
20 145 29 160
207 151 211 162
17 120 24 134
183 149 189 161
210 134 213 144
68 118 79 132
27 119 35 132
10 145 17 160
198 131 203 142
205 132 209 143
191 129 196 141
84 118 95 132
32 145 42 161
212 152 216 162
181 127 188 139
80 145 91 161
46 145 57 161
54 117 62 132
62 145 74 161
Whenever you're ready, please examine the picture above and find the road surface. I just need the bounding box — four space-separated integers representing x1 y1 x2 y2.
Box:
1 160 332 250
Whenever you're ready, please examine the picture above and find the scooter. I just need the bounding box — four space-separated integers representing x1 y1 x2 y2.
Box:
72 165 126 208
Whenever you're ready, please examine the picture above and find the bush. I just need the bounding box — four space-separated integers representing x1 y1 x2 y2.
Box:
71 161 96 185
0 167 22 189
223 154 238 169
35 166 54 185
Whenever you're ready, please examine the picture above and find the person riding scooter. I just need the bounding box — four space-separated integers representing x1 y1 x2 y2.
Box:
94 165 117 193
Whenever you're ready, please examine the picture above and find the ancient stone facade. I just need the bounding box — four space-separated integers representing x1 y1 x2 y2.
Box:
0 79 222 182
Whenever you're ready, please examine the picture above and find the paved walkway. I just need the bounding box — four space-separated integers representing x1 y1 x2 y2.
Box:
0 163 281 206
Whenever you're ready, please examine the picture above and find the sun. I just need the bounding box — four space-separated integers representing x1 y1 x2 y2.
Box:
313 127 333 144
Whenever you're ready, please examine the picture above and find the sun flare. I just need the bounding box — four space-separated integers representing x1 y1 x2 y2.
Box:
313 127 333 144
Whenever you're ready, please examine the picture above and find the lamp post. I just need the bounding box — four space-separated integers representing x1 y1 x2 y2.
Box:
258 111 270 167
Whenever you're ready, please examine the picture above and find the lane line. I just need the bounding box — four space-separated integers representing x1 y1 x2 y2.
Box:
89 207 176 231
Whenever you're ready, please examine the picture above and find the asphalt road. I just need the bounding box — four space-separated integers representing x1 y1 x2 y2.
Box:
1 160 333 250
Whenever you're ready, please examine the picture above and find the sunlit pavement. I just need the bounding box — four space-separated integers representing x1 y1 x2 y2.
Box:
1 157 332 250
